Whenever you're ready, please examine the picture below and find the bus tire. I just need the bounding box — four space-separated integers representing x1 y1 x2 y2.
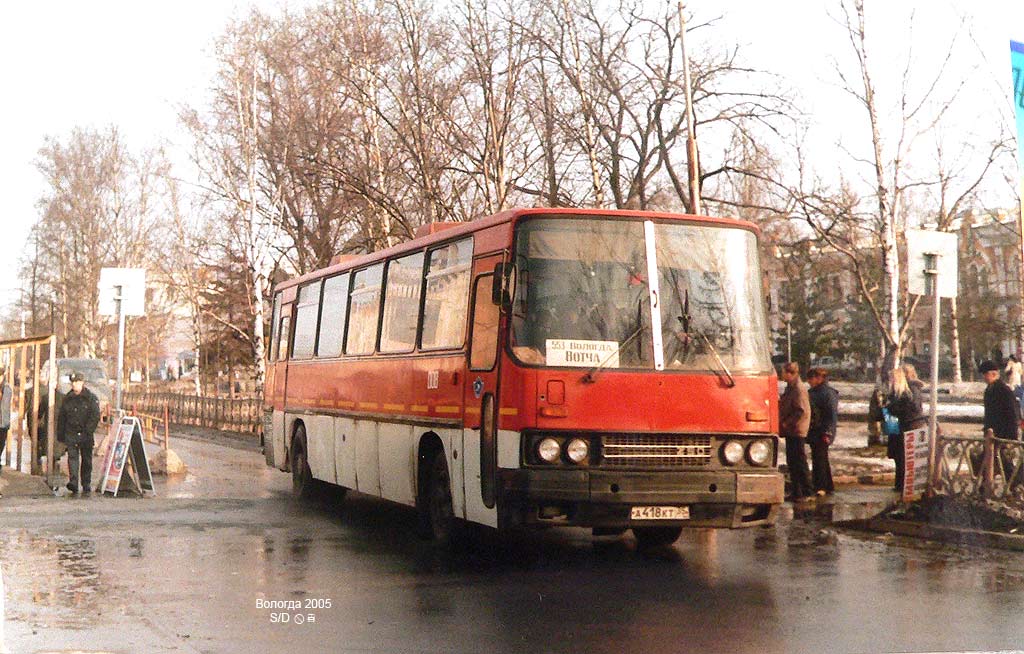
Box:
291 426 315 500
632 526 682 550
422 452 460 545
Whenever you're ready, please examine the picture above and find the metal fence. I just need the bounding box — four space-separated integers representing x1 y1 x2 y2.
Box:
123 392 262 437
932 429 1024 509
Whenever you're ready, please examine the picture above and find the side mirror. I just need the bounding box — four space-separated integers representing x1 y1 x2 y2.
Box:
491 262 515 310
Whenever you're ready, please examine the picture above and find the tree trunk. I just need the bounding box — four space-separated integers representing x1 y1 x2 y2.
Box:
251 270 267 396
855 0 901 373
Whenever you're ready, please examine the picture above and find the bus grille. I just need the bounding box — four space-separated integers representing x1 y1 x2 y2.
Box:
601 434 713 467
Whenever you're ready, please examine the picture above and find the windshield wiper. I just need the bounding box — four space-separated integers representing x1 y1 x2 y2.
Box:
582 298 645 385
694 327 736 388
678 289 735 388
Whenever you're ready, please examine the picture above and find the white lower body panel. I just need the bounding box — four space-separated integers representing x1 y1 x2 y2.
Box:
287 412 473 516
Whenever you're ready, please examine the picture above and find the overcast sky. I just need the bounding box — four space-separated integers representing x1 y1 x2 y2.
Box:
0 0 1022 312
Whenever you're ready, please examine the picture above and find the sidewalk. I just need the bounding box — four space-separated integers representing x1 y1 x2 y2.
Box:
829 418 986 486
0 469 52 498
830 420 894 486
0 420 973 499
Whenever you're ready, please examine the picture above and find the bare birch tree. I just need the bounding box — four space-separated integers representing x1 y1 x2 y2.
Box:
183 22 281 394
30 127 165 359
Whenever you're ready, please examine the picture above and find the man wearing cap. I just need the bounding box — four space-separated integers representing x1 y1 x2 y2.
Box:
57 371 100 496
980 360 1021 441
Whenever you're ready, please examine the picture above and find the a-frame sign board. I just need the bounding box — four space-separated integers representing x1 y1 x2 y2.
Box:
98 416 156 497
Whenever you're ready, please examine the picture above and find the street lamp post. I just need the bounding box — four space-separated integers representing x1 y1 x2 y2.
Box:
677 2 701 215
787 320 792 363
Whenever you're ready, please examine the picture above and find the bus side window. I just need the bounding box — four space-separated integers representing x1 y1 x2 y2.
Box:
380 252 425 353
278 315 291 361
346 264 384 355
292 281 322 359
269 293 282 361
316 274 350 358
470 275 499 371
421 238 473 350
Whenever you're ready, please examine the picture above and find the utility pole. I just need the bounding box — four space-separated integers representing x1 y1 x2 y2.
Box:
115 284 126 413
787 319 792 363
925 253 941 495
677 2 701 215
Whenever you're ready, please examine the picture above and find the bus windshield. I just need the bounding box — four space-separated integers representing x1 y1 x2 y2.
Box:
510 216 772 374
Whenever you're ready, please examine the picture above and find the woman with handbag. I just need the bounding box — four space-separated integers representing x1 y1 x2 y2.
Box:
886 364 927 493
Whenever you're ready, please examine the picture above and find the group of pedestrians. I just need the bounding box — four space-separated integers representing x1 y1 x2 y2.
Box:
779 362 839 502
780 359 957 500
0 369 99 499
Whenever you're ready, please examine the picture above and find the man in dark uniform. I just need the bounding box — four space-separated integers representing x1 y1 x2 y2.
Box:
58 371 100 496
807 367 839 496
980 360 1021 440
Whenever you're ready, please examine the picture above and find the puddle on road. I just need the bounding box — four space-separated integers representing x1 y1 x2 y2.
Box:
0 533 127 632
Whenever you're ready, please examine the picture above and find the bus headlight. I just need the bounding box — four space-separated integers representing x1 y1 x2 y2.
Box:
722 440 744 466
747 439 772 467
537 438 561 464
565 438 589 464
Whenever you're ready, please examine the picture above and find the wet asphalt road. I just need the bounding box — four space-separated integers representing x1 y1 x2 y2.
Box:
2 435 1024 654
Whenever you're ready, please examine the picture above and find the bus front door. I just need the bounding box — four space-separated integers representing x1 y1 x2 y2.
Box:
271 308 292 470
464 257 503 524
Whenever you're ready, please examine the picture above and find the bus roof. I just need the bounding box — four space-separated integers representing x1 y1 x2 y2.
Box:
273 207 759 294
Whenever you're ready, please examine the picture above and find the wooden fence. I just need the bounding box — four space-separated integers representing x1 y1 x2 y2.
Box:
123 392 262 437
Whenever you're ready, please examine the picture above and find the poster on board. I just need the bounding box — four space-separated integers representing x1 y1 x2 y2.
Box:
902 427 930 503
98 416 155 497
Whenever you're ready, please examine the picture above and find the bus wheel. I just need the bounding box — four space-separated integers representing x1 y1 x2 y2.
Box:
632 526 682 550
424 453 459 545
291 426 315 500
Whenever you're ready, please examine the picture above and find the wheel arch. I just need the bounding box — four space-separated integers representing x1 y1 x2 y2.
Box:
286 418 307 473
416 431 445 508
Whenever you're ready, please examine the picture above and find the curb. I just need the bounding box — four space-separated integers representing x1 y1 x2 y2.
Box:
839 517 1024 552
833 472 895 486
0 470 54 499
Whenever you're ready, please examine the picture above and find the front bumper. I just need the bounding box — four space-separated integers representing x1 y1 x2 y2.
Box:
498 468 783 529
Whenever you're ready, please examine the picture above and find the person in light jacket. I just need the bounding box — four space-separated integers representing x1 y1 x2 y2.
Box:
0 368 11 498
1005 354 1023 410
779 362 812 501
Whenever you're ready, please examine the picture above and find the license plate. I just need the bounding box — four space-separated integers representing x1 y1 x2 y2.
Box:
630 506 690 520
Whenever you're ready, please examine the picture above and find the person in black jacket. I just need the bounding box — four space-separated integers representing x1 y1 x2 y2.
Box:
807 367 839 496
58 371 100 496
887 364 927 493
980 360 1021 440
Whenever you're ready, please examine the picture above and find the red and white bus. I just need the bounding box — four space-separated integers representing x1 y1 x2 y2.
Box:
264 208 783 548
